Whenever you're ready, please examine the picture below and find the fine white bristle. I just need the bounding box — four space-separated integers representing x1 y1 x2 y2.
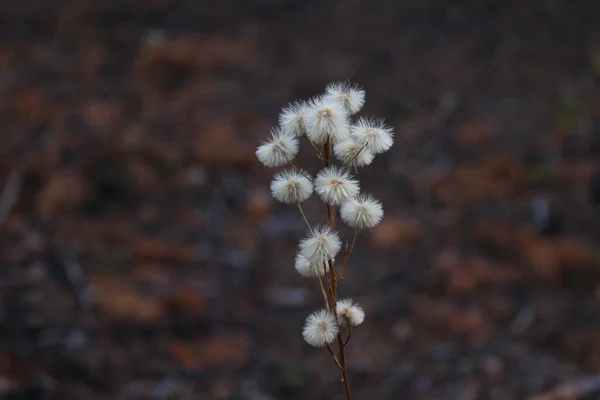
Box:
340 194 384 229
302 309 339 347
350 117 394 154
336 298 365 327
305 97 350 145
315 166 360 206
324 81 366 115
255 128 299 167
299 226 342 264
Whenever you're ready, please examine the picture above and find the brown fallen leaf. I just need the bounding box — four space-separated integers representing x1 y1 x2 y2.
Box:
90 275 165 323
131 237 197 262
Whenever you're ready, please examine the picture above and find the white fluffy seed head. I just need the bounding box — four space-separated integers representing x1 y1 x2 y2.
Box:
336 298 365 327
350 118 394 154
340 194 384 229
279 101 309 137
302 309 339 347
294 253 329 278
299 226 342 264
305 97 350 145
270 169 313 204
256 128 299 167
333 138 375 168
324 81 366 115
315 166 360 206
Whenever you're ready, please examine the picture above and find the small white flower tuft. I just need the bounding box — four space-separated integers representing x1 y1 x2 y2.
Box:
350 118 394 154
270 169 313 204
336 298 365 327
333 138 375 168
299 226 342 263
315 166 360 205
294 253 329 278
302 309 339 347
256 128 299 167
305 97 349 145
279 101 309 137
324 82 366 115
340 194 384 229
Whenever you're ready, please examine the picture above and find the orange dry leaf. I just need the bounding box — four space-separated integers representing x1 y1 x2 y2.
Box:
37 170 88 219
201 337 248 366
167 341 202 369
455 120 495 148
131 237 197 262
370 216 423 249
195 122 254 166
84 100 121 129
90 276 165 323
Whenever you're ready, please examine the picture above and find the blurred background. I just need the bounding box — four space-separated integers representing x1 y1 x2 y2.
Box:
1 0 600 399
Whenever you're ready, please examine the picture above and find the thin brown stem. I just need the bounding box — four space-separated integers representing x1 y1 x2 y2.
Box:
339 230 359 279
342 326 352 347
337 332 352 400
296 201 313 234
326 344 343 370
323 137 352 400
290 162 313 182
318 275 330 311
304 131 324 160
344 144 366 168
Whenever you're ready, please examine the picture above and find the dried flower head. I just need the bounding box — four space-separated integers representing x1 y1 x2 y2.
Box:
336 298 365 327
315 166 360 205
324 82 365 115
256 128 299 167
350 118 394 154
299 226 342 263
279 101 309 137
302 309 339 347
340 194 383 229
333 138 375 168
305 97 349 145
270 169 313 204
294 253 329 278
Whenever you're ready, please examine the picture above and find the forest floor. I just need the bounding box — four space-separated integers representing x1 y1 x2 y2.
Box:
1 1 600 399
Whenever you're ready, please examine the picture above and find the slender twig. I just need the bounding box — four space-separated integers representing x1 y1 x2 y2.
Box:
318 276 330 310
297 201 313 234
344 145 366 169
326 344 343 370
342 326 352 347
304 131 324 160
322 138 352 400
337 332 352 399
339 230 359 279
290 161 313 182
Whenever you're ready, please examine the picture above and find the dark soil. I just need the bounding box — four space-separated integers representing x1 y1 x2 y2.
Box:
1 1 600 399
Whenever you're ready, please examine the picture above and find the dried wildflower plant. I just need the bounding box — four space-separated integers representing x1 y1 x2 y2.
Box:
256 82 393 400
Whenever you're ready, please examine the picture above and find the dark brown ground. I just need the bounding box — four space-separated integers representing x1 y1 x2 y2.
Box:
1 1 600 399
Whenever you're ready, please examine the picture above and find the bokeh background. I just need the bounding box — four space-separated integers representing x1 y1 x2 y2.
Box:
1 0 600 399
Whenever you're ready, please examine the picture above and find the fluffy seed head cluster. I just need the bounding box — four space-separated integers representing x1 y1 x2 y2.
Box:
305 97 349 145
256 128 299 167
294 254 328 278
279 101 309 137
270 169 313 204
256 81 392 352
333 138 374 167
340 194 384 229
302 309 339 347
315 166 360 206
324 82 366 115
299 226 341 264
336 298 365 327
351 118 394 154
